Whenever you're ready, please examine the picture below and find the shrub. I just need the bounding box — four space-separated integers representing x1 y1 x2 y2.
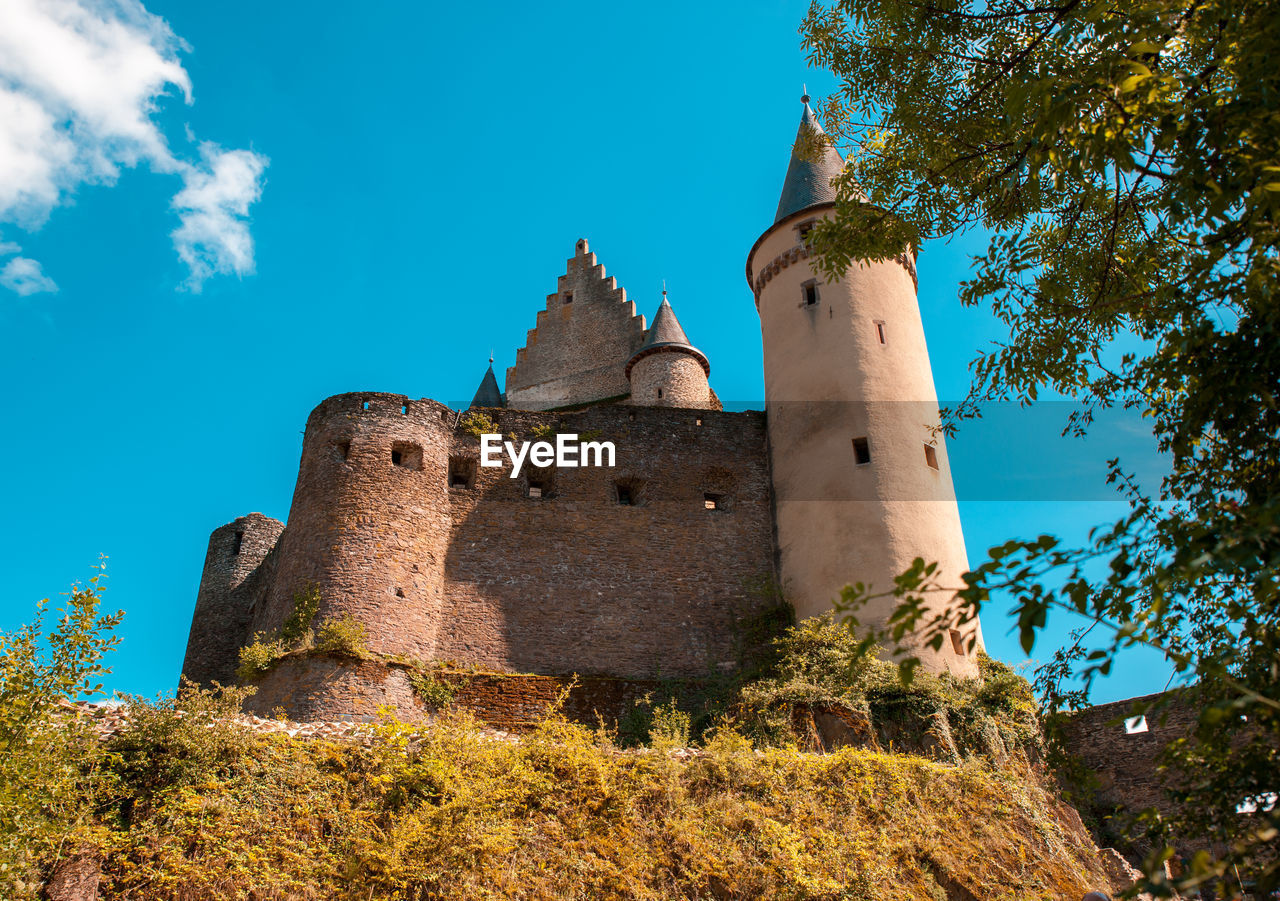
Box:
458 410 495 439
314 615 368 656
235 634 287 682
235 584 324 681
408 669 456 709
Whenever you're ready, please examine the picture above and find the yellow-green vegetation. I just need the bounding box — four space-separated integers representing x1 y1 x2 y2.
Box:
87 696 1111 900
2 580 1120 900
236 585 368 682
458 410 495 440
407 667 457 710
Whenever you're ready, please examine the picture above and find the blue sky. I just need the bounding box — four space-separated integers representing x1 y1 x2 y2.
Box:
0 0 1173 703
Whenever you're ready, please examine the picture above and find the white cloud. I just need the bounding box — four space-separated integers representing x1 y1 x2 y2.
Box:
0 0 267 293
1 257 59 296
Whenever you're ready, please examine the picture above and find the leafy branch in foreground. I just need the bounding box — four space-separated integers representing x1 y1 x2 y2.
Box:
803 0 1279 893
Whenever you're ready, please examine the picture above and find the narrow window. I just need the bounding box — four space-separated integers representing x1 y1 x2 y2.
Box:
448 456 476 489
852 437 871 465
797 219 815 240
924 444 939 470
617 486 633 505
391 450 401 465
231 531 244 556
657 388 663 399
400 404 409 415
334 440 351 462
361 400 371 411
564 291 573 304
949 629 965 656
704 493 723 511
802 280 819 306
875 321 887 344
695 418 703 426
528 481 544 499
1124 715 1149 734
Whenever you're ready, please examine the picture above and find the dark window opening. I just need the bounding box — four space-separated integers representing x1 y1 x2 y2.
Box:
925 444 939 470
361 400 370 411
949 629 966 656
617 486 633 505
875 321 887 344
797 220 815 240
852 437 871 465
657 388 663 399
334 440 351 462
448 456 476 489
704 492 725 511
391 442 423 471
231 531 244 556
802 280 819 306
564 291 573 304
395 587 406 599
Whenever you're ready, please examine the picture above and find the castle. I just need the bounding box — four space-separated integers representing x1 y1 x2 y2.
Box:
182 96 985 721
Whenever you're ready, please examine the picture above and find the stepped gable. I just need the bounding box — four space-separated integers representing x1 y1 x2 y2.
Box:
504 238 648 410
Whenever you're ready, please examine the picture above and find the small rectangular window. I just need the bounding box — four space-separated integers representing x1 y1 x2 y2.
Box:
797 220 815 239
875 321 886 344
695 418 703 426
1124 715 1149 734
231 531 244 556
563 291 573 304
528 482 544 499
949 629 965 656
924 444 939 470
391 442 423 471
401 404 409 415
802 281 819 306
334 440 351 461
704 493 723 511
361 400 371 411
852 437 871 465
617 486 633 505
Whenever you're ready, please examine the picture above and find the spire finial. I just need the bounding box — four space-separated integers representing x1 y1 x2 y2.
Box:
662 278 667 299
801 83 809 105
488 350 494 365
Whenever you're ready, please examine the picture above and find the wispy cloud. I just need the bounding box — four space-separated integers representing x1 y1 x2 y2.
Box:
0 0 267 295
1 256 59 296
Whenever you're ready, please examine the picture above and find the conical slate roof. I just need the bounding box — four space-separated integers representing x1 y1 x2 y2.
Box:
469 361 505 408
625 293 710 378
774 95 845 224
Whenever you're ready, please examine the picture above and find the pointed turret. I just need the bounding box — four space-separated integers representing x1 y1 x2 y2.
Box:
625 292 709 378
625 290 714 409
774 94 846 224
469 358 505 408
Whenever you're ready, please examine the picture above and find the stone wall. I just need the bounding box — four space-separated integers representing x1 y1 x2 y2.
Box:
504 239 648 410
195 391 781 719
244 654 665 729
627 351 715 410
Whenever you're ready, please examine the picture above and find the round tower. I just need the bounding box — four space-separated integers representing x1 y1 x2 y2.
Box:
746 95 983 676
183 512 284 687
625 290 714 409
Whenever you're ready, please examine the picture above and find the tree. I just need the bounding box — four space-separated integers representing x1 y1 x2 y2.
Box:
799 0 1279 894
0 565 122 898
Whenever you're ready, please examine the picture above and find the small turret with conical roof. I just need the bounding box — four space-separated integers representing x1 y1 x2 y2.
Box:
469 357 505 409
626 289 716 409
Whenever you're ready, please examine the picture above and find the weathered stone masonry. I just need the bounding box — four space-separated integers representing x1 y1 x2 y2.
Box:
189 394 779 719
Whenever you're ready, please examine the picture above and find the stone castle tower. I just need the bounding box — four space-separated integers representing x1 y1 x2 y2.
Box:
181 96 981 722
747 95 983 667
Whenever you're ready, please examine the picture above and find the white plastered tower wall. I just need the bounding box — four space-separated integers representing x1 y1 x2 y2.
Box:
748 98 984 677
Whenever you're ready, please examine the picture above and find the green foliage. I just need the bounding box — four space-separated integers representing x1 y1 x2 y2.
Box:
458 410 495 440
235 635 286 682
408 668 456 710
804 0 1280 891
529 422 557 440
280 582 320 646
314 615 368 656
0 567 121 899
